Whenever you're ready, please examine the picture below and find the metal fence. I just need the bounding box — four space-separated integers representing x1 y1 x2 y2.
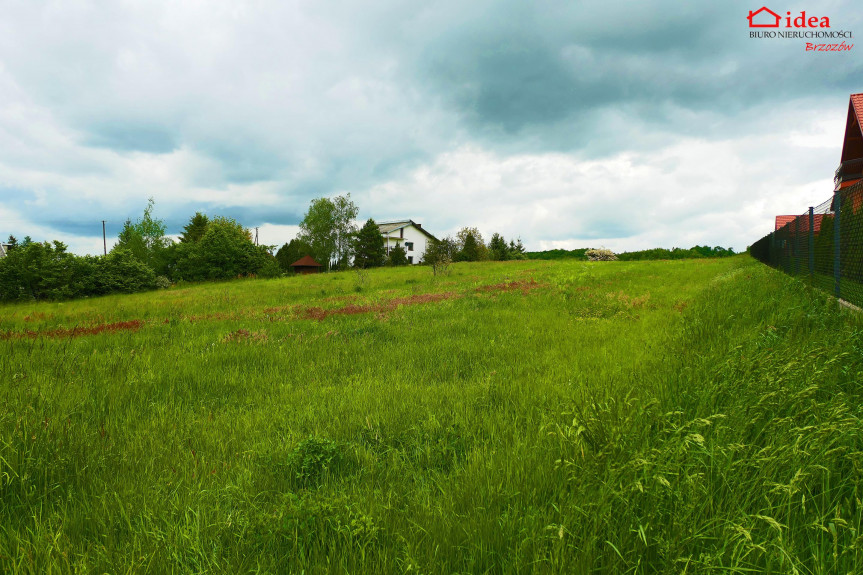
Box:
750 179 863 307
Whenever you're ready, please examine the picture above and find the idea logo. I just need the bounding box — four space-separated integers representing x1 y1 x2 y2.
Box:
747 7 831 28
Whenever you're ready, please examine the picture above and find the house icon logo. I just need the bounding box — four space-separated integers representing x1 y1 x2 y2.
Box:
748 7 782 27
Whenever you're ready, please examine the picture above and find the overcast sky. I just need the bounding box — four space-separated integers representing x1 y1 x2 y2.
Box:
1 0 861 254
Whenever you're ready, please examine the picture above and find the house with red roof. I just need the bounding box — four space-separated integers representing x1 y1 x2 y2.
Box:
775 214 825 233
830 93 863 213
834 93 863 192
774 215 797 231
777 94 863 226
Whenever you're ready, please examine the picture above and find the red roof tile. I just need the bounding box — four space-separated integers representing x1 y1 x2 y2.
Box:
775 215 796 230
851 93 863 127
775 214 826 234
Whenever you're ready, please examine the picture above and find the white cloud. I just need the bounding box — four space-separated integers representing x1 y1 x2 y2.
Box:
0 0 858 255
358 105 845 252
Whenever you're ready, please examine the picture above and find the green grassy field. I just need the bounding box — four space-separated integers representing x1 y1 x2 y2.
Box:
1 256 862 573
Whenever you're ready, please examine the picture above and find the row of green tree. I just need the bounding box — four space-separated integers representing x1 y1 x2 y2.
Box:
0 193 529 301
0 239 163 301
0 201 279 301
115 203 281 281
616 245 736 261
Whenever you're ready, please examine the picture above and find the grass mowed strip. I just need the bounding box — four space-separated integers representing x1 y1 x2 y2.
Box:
1 257 861 573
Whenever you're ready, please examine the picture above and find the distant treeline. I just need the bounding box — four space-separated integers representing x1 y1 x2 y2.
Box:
617 246 736 260
527 245 735 261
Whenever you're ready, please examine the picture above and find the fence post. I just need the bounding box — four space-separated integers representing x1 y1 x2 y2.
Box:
808 206 814 280
788 216 800 276
834 191 841 299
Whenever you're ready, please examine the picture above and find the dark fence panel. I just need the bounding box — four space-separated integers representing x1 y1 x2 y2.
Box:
750 180 863 307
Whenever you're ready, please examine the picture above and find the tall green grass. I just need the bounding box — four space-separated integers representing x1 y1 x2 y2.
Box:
0 257 861 573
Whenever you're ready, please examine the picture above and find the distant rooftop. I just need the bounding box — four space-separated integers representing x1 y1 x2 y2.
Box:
376 219 438 241
775 215 797 231
377 220 414 234
290 255 322 267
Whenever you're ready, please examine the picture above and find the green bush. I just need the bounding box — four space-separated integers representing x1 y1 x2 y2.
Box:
0 243 156 301
170 217 271 281
87 248 157 294
0 240 76 300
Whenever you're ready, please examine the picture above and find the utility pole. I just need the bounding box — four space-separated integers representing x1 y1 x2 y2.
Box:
102 220 107 255
255 227 259 246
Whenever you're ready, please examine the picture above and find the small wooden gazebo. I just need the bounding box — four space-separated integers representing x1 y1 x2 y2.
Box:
290 255 323 275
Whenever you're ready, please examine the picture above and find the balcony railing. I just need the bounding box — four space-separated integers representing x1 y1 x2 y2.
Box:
835 158 863 187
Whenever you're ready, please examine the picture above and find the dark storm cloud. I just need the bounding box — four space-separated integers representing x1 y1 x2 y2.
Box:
407 0 862 147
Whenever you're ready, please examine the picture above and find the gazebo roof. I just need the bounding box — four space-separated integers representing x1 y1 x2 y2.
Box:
290 255 322 267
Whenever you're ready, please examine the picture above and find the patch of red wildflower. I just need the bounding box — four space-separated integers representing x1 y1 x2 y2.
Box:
0 319 144 340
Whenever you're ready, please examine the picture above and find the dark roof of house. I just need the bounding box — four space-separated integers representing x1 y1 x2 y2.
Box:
377 219 438 241
290 255 322 267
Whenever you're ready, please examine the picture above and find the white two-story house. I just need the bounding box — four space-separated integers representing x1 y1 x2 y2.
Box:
377 220 438 265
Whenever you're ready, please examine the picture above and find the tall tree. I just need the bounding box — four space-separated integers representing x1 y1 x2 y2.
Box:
489 233 509 261
459 232 479 262
456 226 488 260
298 194 359 270
332 194 359 270
510 237 526 260
180 212 210 243
113 198 171 269
298 198 337 270
353 219 386 269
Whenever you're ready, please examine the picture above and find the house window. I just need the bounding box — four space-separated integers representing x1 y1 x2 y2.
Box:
408 256 413 264
405 242 414 251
